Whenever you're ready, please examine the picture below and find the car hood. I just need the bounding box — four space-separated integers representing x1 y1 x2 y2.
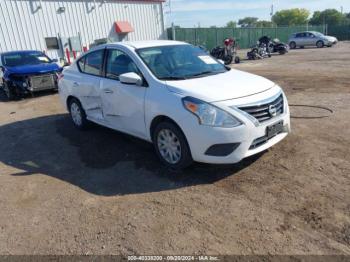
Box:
164 69 275 102
6 63 61 75
324 35 337 41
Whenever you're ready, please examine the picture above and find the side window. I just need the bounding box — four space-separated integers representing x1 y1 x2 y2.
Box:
77 56 85 72
78 50 104 76
105 49 139 80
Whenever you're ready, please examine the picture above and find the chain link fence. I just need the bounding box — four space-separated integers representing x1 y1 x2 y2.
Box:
166 25 346 50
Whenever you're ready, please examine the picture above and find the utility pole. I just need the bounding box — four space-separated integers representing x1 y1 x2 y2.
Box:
165 0 175 40
270 4 275 27
270 4 274 19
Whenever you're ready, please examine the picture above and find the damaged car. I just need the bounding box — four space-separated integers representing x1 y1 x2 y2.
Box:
0 50 62 100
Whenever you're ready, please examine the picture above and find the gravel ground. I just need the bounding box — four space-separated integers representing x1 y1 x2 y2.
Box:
0 42 349 255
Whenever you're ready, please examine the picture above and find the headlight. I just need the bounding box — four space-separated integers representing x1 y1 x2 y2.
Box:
182 97 242 128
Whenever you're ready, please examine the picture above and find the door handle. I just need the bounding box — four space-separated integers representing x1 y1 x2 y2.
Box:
73 82 79 87
103 89 113 94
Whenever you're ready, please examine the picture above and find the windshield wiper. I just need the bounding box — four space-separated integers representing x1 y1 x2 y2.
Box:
187 70 225 78
158 76 187 80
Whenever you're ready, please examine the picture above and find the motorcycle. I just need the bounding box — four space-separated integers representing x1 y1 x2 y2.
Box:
247 41 271 60
270 38 289 55
210 38 241 65
259 35 289 55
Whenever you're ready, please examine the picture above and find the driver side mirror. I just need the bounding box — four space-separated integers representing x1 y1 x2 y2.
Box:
119 72 143 86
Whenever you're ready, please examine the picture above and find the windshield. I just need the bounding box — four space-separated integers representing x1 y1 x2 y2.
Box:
2 52 52 67
313 32 324 37
136 45 228 80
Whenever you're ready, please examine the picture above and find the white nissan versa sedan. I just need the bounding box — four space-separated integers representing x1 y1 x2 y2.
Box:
59 40 290 169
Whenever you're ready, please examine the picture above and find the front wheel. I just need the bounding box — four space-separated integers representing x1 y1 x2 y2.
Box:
3 82 16 100
289 42 296 49
68 98 89 129
153 121 193 170
316 41 324 48
223 55 233 65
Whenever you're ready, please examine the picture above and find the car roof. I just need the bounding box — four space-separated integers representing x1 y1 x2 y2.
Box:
1 50 43 56
105 40 188 49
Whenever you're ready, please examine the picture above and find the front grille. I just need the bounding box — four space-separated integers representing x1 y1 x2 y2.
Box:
29 74 56 90
239 94 284 123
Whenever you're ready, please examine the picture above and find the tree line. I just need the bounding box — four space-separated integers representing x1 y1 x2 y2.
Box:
223 8 350 28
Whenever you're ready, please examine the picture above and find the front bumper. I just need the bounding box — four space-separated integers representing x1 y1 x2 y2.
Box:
181 88 291 164
8 73 58 95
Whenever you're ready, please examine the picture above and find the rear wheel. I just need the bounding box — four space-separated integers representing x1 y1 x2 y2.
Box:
279 50 286 55
316 40 324 48
289 42 296 49
68 98 89 129
153 121 193 170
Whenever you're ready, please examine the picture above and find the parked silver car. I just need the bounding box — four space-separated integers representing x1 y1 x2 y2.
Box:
288 31 338 49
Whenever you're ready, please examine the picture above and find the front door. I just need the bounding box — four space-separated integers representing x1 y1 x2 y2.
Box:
100 48 147 139
305 32 316 46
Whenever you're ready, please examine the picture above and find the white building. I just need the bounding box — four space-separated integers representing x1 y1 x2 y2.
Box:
0 0 166 60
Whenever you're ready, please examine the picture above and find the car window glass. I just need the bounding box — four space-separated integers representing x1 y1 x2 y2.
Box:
81 50 104 76
137 45 226 80
77 57 85 71
2 52 51 66
105 49 139 80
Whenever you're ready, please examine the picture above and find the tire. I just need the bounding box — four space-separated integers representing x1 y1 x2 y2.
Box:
223 55 233 65
3 82 16 101
68 98 89 130
152 121 193 170
234 56 240 64
289 42 296 49
316 41 324 48
279 50 286 55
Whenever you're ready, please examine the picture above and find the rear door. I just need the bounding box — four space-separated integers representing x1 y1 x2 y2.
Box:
296 32 307 46
75 49 105 121
99 48 147 139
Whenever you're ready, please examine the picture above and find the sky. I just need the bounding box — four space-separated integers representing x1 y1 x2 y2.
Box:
164 0 350 27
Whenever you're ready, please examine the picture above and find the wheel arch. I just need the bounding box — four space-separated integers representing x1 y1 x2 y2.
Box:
66 95 80 111
149 115 185 142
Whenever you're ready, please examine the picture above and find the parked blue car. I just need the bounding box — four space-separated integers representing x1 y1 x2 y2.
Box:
0 50 62 100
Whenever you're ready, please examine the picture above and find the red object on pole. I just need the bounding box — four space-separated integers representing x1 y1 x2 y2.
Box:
65 48 71 65
115 21 134 33
83 46 88 52
73 50 77 59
